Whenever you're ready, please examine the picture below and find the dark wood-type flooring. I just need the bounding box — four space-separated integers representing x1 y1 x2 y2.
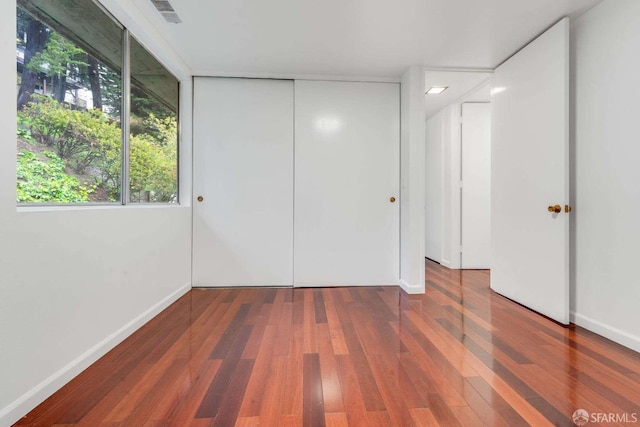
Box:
16 260 640 426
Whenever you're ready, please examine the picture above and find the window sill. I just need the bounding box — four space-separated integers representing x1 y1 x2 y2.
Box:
17 203 188 213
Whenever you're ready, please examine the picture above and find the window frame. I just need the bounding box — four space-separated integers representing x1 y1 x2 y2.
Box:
126 32 181 206
16 0 181 208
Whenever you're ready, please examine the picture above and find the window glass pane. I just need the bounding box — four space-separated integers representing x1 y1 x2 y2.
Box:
129 36 179 204
16 2 123 203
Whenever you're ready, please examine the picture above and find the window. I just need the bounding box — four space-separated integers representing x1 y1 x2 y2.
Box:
16 0 178 205
129 36 179 203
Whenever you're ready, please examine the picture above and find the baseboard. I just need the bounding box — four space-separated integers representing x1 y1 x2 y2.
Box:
0 283 191 427
571 311 640 354
399 279 424 294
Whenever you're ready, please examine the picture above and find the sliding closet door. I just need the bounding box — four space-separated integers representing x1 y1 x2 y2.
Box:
294 80 400 287
192 77 294 287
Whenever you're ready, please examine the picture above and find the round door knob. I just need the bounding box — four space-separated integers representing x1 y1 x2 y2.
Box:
197 196 204 202
548 204 561 213
390 197 396 203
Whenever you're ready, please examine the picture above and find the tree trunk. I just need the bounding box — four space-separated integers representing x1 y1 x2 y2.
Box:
87 55 102 110
52 73 67 104
17 19 49 110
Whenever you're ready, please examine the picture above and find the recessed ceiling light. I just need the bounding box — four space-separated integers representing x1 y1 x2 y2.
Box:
426 86 448 95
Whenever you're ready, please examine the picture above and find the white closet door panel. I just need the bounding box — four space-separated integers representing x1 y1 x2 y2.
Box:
192 77 294 287
294 80 400 287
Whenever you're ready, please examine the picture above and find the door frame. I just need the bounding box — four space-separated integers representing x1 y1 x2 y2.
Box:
190 76 406 289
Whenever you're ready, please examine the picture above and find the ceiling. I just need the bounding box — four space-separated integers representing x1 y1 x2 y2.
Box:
424 70 492 118
131 0 601 78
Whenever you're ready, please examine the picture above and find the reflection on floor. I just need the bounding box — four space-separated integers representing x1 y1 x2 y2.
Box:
16 259 640 426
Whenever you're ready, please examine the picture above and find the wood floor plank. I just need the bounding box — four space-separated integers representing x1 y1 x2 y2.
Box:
234 416 260 427
280 414 302 426
322 289 349 355
366 352 417 426
339 322 386 411
257 357 287 426
241 305 270 360
410 408 441 427
303 289 319 354
238 324 278 417
313 289 328 324
196 324 254 418
211 359 255 427
164 360 222 426
393 326 468 408
209 304 252 359
323 412 348 427
449 406 485 427
15 260 640 427
316 323 345 413
365 410 393 426
303 353 325 427
334 355 370 426
272 299 293 357
280 322 304 416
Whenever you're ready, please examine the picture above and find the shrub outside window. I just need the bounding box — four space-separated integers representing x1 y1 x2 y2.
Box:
129 36 179 204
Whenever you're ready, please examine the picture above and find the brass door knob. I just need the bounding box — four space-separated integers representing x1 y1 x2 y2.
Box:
197 196 204 202
390 197 396 203
548 205 561 213
565 205 572 213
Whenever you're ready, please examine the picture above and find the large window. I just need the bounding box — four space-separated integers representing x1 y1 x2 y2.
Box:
129 36 178 203
16 0 178 205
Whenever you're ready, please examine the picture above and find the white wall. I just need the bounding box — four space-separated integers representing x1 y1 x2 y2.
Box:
0 1 193 425
571 0 640 352
461 103 491 269
440 105 461 269
425 115 442 261
400 66 426 293
424 106 458 268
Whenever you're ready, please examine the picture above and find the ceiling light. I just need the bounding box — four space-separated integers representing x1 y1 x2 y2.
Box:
426 86 448 95
490 86 507 96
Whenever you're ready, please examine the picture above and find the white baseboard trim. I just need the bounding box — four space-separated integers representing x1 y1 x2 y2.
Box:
399 279 424 294
0 283 191 427
571 311 640 354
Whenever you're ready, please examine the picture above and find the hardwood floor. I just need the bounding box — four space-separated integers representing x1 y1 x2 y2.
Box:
15 260 640 426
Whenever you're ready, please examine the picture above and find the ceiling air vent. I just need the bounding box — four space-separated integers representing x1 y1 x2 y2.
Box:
150 0 182 23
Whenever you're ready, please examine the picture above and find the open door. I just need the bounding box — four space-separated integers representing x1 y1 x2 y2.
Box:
491 18 570 324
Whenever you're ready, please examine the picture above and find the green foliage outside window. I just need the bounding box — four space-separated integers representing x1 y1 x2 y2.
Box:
17 151 92 203
17 98 177 203
26 32 85 81
130 115 178 203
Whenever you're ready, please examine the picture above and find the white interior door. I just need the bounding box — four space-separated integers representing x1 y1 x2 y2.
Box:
491 18 570 324
294 80 400 287
461 103 491 269
192 77 294 287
